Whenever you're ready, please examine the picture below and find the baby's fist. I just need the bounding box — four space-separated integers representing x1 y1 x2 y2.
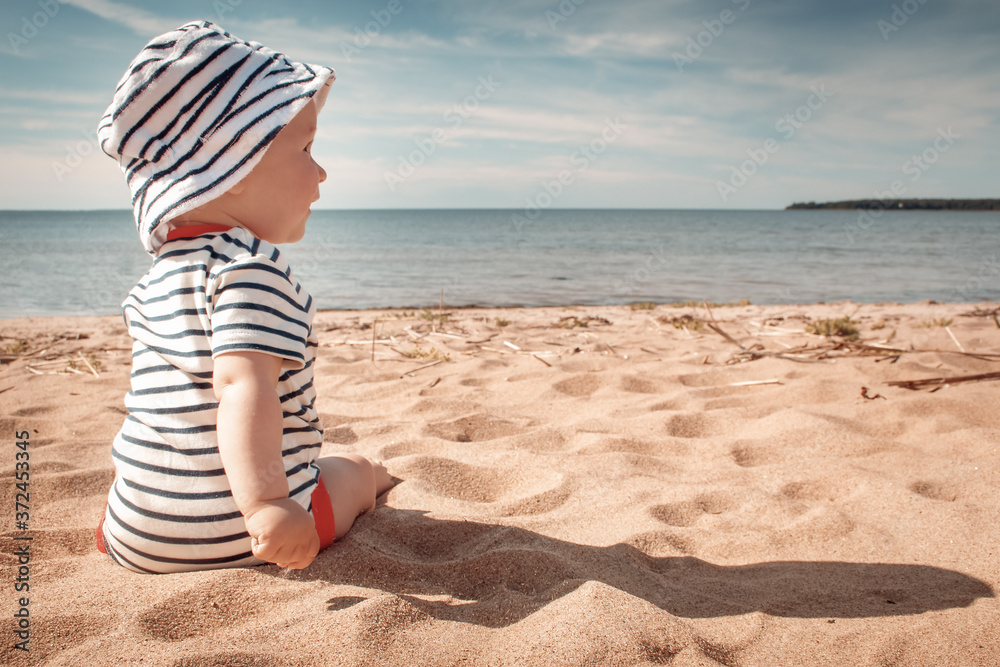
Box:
244 499 320 569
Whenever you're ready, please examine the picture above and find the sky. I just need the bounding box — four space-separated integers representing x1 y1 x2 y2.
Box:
0 0 998 210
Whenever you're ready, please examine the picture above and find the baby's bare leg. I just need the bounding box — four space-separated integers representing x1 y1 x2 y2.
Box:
315 454 394 540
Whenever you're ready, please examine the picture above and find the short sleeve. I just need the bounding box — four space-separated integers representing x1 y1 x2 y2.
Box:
208 255 311 368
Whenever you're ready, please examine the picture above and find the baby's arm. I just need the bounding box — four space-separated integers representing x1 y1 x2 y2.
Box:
214 351 319 569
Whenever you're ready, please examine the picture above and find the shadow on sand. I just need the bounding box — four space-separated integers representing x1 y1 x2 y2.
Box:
292 507 993 628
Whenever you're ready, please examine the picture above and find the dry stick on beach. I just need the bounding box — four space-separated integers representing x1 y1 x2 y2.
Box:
836 341 1000 362
702 299 717 325
945 326 965 353
728 379 782 387
703 322 827 364
531 353 552 367
887 370 1000 391
401 359 444 378
436 289 444 333
705 322 746 350
78 353 100 377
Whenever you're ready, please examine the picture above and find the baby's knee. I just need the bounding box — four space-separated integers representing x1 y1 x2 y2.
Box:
316 455 375 511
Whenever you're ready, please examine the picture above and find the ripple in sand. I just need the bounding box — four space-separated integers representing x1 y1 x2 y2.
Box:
625 530 693 556
168 653 293 667
576 436 692 458
29 467 114 500
326 595 370 611
0 614 113 664
348 595 431 653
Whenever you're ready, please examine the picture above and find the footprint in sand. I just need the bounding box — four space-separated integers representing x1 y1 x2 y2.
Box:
649 493 738 527
664 413 727 439
730 440 781 468
30 467 115 506
909 480 958 502
552 373 602 398
137 573 297 641
324 425 359 444
575 436 692 458
620 375 665 394
423 413 526 442
390 455 570 516
780 479 842 502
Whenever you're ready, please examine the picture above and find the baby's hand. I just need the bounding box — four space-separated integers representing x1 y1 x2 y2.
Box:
242 498 319 569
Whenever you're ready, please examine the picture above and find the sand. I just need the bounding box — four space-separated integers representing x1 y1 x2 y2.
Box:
1 300 998 666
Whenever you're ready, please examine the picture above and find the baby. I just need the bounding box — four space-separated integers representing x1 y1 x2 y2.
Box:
95 20 392 573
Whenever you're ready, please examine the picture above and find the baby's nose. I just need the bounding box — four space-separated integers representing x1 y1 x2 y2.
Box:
317 161 327 184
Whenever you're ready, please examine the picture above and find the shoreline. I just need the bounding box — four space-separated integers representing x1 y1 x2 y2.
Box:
3 297 998 321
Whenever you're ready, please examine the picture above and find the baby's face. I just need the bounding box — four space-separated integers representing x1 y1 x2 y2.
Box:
225 100 326 244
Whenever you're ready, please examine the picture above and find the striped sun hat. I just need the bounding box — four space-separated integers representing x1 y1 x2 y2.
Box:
97 20 335 254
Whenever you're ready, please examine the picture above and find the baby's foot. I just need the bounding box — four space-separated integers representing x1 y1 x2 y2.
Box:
373 460 396 497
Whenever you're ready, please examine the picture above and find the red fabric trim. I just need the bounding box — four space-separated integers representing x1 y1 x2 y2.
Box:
311 476 336 550
166 224 233 242
95 504 107 554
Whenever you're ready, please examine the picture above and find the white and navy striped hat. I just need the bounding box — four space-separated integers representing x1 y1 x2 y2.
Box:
98 20 335 254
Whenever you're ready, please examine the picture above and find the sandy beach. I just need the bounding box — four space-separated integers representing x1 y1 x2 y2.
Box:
1 300 998 666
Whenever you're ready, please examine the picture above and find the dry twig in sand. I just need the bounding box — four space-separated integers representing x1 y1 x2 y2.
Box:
531 353 552 367
400 359 444 378
78 353 100 377
945 326 965 353
860 386 886 400
887 371 1000 391
706 321 1000 366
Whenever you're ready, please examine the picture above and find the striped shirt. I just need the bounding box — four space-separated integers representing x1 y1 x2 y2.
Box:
101 225 323 573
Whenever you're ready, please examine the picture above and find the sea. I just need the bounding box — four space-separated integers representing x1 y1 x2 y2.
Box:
1 208 997 318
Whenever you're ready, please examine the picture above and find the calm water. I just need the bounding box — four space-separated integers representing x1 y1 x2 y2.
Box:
1 209 997 318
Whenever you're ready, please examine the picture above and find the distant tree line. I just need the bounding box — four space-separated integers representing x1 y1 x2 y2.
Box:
786 199 1000 211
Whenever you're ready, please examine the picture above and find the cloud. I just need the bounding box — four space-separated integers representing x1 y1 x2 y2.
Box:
62 0 178 35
